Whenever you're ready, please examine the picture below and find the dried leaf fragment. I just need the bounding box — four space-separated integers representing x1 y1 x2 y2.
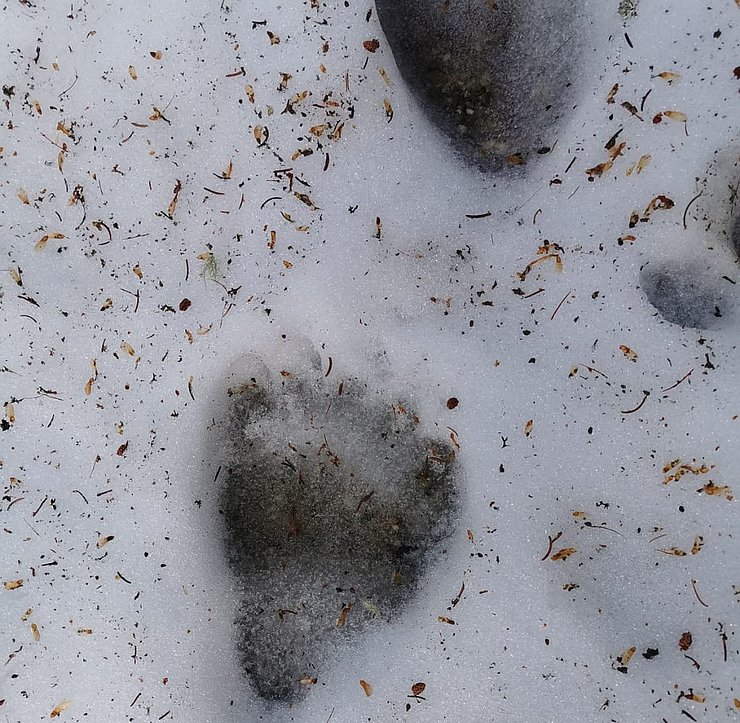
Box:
4 579 23 590
383 97 393 122
678 631 692 651
524 418 534 437
57 144 67 173
621 101 643 120
655 71 681 83
606 82 619 104
608 142 627 161
616 646 636 671
691 535 704 555
550 547 576 561
128 65 138 80
31 622 40 641
411 682 426 697
619 344 638 362
698 481 733 500
17 189 29 205
35 232 65 251
336 602 352 628
167 179 182 217
359 679 373 697
50 700 72 718
627 154 651 176
586 159 613 178
437 616 455 625
96 535 115 548
662 459 711 484
294 191 317 209
663 110 687 122
642 195 674 219
659 547 687 557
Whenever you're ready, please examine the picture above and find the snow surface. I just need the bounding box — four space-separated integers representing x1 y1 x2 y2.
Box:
0 0 738 721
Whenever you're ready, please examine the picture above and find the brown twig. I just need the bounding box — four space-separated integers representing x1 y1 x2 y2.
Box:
621 390 650 414
550 290 572 320
660 369 693 394
682 192 702 230
691 579 709 608
541 531 563 561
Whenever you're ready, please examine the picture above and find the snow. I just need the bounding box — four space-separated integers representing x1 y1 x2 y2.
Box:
0 0 738 721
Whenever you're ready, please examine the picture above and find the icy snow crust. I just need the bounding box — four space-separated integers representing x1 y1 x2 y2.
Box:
0 0 738 721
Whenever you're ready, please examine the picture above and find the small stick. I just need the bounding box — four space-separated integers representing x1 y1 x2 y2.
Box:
691 579 709 608
550 290 572 320
541 531 563 561
682 192 702 230
660 369 692 394
621 390 649 414
32 496 48 518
